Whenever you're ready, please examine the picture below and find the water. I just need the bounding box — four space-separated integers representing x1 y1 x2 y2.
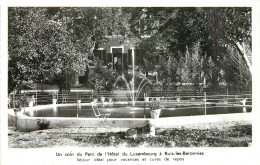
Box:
113 76 152 104
113 49 152 105
25 104 251 118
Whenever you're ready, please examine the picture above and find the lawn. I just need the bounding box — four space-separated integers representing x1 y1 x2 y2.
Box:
8 121 252 148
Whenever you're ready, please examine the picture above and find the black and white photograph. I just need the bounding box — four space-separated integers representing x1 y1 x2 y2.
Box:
1 1 260 164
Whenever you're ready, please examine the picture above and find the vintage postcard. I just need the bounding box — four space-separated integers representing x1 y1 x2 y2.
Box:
1 0 260 164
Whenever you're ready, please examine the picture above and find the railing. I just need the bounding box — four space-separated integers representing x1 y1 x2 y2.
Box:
8 90 252 108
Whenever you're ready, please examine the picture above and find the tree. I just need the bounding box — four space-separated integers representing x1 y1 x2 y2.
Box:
176 42 207 90
8 7 132 93
156 53 178 90
8 8 85 92
9 7 252 93
125 7 251 91
89 60 119 91
221 46 252 92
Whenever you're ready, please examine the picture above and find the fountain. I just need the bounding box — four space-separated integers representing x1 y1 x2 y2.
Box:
113 75 152 105
9 47 252 132
113 49 152 105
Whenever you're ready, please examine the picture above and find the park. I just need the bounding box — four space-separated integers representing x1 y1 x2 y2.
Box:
8 7 252 148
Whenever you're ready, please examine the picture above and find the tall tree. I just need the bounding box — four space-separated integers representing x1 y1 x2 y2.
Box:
9 7 251 93
125 7 251 91
8 7 131 93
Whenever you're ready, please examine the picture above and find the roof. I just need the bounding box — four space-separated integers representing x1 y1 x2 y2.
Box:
98 36 141 53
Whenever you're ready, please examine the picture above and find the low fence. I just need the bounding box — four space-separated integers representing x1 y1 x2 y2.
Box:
8 90 252 108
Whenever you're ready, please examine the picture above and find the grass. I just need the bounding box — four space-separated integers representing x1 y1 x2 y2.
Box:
8 122 252 148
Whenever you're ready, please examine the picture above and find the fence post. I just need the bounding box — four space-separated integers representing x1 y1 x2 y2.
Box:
144 102 146 118
13 93 15 108
36 90 37 106
226 88 229 104
204 92 206 115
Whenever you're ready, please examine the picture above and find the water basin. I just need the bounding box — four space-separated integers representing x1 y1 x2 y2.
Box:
24 103 251 118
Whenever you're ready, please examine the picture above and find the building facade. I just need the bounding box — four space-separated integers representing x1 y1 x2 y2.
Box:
76 36 146 86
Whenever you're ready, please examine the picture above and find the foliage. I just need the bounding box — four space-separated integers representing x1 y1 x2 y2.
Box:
72 124 251 147
151 41 217 91
9 124 252 148
177 42 206 90
203 55 217 89
20 94 28 108
8 8 86 92
8 7 252 93
90 60 119 92
37 118 50 130
221 46 252 92
149 101 161 110
156 54 178 90
126 7 251 91
52 70 77 92
51 92 58 99
8 7 131 93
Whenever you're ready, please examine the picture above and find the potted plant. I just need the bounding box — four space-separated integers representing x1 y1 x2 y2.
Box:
149 101 161 119
144 97 150 102
108 97 113 103
101 96 105 103
28 95 36 107
77 99 81 104
93 93 98 103
143 85 152 102
37 118 50 130
240 98 247 106
176 96 180 103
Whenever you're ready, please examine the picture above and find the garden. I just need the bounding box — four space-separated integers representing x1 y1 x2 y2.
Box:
8 121 251 148
8 7 252 148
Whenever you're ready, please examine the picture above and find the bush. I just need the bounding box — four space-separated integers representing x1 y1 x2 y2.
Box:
37 119 50 130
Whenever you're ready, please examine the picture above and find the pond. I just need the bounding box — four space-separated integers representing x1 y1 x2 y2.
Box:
24 103 251 118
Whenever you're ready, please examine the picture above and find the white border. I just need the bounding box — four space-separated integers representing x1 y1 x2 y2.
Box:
3 0 256 7
1 0 260 165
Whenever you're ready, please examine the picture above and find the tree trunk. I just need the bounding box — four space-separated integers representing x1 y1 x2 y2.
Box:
230 39 252 74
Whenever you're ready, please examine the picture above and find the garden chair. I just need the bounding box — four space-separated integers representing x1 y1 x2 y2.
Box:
91 102 110 119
